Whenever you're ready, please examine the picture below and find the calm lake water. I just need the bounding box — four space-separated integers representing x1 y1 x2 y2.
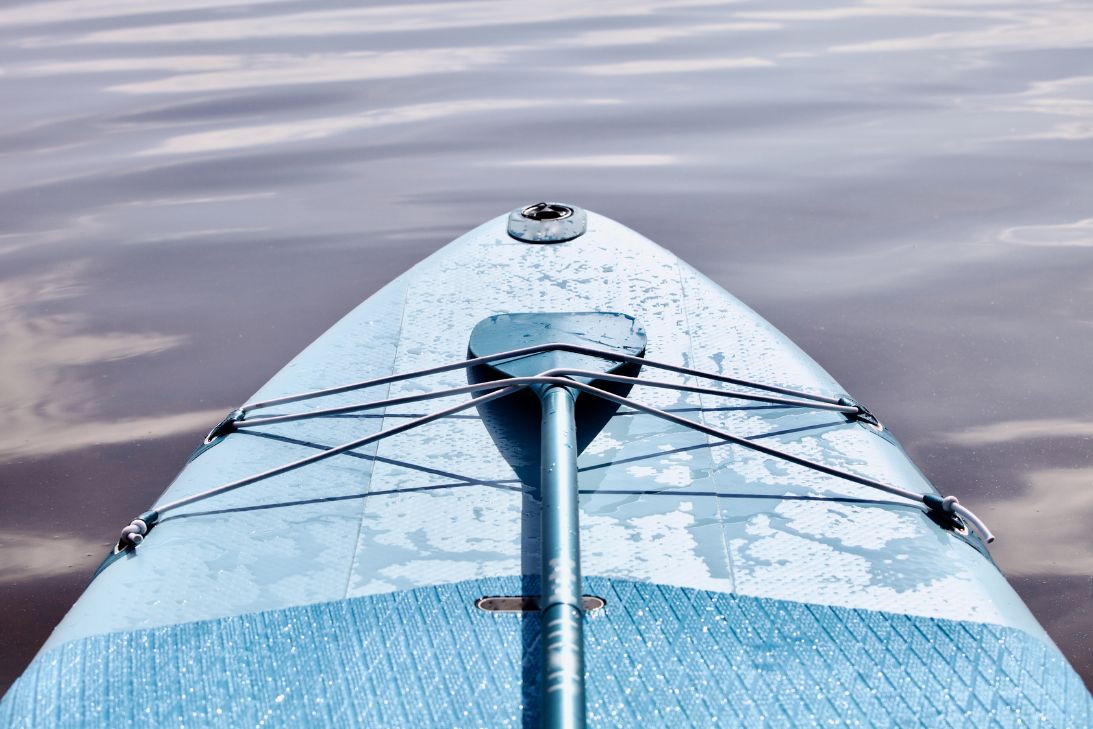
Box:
1 0 1091 693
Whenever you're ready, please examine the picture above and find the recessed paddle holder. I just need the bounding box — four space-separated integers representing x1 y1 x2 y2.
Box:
110 311 997 728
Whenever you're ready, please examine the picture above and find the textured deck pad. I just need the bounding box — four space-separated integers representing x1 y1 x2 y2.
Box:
3 578 1089 728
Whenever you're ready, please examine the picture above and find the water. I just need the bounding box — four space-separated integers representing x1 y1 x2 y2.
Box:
1 0 1090 693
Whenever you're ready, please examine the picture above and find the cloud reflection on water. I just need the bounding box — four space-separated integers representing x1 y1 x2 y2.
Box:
565 22 779 47
1001 219 1093 247
489 154 678 168
0 0 297 28
140 98 615 155
945 418 1093 446
987 468 1093 576
574 57 774 76
31 0 744 45
987 75 1093 141
831 6 1093 53
10 56 241 76
0 532 109 583
0 264 206 462
109 48 514 95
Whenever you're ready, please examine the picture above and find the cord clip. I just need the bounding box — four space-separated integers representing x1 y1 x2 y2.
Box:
838 396 882 429
204 408 244 443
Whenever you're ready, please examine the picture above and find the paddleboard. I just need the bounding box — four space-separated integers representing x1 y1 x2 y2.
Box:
2 204 1088 727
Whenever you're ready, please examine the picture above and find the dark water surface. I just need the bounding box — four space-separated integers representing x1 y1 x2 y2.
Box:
1 0 1091 693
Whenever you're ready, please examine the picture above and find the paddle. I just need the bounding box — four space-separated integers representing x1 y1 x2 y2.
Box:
468 312 647 729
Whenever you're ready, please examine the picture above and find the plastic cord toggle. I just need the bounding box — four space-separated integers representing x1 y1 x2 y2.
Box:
118 510 159 550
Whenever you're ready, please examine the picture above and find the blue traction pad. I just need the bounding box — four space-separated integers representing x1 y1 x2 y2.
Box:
2 577 1089 727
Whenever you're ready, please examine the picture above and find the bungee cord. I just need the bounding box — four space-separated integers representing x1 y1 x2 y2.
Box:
114 348 993 552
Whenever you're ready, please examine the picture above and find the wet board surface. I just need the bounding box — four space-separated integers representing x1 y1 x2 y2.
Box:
3 210 1090 726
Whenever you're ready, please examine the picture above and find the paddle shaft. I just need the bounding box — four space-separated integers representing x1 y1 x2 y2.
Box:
538 385 586 729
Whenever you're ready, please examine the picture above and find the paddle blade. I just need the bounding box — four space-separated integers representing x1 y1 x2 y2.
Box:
467 312 647 486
